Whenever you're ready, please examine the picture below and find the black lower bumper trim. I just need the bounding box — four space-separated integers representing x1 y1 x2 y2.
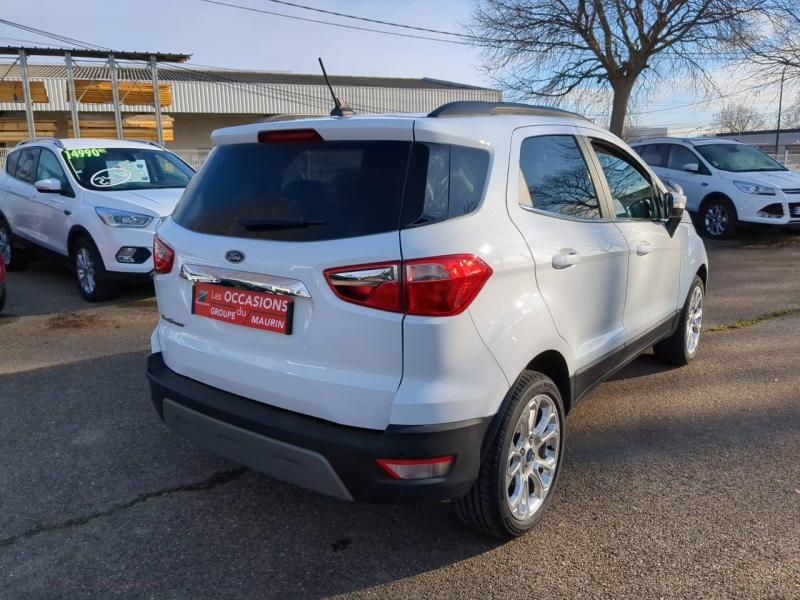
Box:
146 352 491 504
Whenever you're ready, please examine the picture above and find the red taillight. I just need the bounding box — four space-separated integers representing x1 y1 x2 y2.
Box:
405 255 493 317
376 456 455 480
153 234 175 274
324 262 402 312
324 254 492 317
257 128 323 144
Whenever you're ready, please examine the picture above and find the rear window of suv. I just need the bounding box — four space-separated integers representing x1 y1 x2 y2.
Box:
172 139 490 242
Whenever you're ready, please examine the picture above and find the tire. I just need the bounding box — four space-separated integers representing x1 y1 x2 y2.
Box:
0 216 30 271
0 286 5 312
71 236 115 302
700 197 737 239
654 275 704 366
454 371 565 539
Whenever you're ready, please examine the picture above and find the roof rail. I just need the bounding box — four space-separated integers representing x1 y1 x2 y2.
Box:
427 101 589 121
15 137 64 149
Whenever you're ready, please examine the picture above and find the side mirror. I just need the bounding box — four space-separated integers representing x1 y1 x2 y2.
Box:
34 178 62 193
664 188 686 237
682 163 700 173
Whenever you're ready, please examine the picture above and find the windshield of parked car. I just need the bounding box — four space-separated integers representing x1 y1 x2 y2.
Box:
62 147 194 191
695 143 787 172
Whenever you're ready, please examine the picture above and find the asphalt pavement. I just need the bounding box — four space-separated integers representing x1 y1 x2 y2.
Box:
0 231 798 599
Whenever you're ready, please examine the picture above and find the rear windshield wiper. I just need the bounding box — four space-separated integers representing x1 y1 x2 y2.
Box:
239 218 327 231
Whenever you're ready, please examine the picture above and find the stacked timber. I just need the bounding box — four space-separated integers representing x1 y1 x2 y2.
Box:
0 118 57 143
67 114 174 142
68 81 172 106
0 81 49 103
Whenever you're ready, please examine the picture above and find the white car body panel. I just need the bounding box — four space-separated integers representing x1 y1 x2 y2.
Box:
150 112 708 432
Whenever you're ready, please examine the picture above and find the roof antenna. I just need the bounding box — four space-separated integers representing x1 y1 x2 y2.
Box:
318 57 354 117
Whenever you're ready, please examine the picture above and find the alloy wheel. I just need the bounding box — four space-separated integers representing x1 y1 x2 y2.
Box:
506 393 561 521
686 286 703 354
76 247 96 295
704 204 728 237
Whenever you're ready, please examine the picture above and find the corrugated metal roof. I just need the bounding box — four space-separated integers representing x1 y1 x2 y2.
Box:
0 65 501 115
0 65 495 90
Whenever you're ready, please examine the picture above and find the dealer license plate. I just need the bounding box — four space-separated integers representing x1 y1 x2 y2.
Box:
192 282 294 335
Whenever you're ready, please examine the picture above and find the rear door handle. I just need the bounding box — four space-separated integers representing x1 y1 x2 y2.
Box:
552 249 581 269
636 241 652 256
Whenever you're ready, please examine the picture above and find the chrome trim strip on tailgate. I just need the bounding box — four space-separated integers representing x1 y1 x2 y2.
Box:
180 263 311 298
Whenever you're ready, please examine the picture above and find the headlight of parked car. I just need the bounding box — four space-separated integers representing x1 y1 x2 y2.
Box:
95 207 154 228
733 181 776 196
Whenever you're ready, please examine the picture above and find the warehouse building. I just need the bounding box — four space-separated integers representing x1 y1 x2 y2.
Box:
0 60 501 167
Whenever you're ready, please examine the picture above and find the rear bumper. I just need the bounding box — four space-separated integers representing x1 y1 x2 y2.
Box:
146 352 491 504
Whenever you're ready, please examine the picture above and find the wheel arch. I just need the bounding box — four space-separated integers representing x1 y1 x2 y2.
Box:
67 225 94 256
696 263 708 288
699 191 736 215
481 349 572 461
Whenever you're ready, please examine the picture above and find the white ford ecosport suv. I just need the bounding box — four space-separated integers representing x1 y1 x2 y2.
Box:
147 102 708 538
631 137 800 238
0 138 194 301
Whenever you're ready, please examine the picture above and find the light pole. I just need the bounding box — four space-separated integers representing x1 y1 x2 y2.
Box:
775 64 787 158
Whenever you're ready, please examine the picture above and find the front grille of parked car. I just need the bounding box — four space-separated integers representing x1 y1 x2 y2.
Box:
789 202 800 218
782 188 800 195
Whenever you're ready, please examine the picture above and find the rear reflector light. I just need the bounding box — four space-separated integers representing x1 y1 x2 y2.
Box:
376 456 454 480
153 234 175 274
324 254 492 317
258 128 323 144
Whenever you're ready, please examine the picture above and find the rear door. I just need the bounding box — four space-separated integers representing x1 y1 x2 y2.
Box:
583 132 682 342
5 147 41 243
507 126 629 381
155 121 414 430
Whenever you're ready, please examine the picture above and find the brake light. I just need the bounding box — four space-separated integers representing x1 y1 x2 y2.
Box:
405 255 493 317
257 129 323 144
376 456 454 480
153 234 174 274
324 254 492 317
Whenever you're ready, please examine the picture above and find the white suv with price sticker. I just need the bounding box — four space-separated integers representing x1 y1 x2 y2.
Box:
0 138 194 300
147 102 708 538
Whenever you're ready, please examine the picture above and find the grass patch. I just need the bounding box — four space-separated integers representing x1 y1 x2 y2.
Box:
709 307 800 332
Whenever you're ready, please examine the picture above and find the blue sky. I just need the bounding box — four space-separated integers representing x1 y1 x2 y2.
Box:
1 0 788 133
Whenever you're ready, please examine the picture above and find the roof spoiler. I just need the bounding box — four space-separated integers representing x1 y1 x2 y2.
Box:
428 101 588 121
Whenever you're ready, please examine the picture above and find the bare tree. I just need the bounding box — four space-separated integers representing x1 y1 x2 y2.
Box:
470 0 770 135
745 1 800 77
712 102 766 132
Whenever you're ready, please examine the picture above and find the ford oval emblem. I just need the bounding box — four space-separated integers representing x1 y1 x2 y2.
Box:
225 250 245 263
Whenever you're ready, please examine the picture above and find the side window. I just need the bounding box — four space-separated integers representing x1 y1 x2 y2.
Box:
636 144 667 167
401 143 491 227
592 143 657 220
518 135 601 219
15 148 40 184
5 151 19 177
666 145 699 171
36 149 69 189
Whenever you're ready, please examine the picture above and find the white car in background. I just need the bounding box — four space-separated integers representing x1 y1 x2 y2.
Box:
631 137 800 238
0 138 194 300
